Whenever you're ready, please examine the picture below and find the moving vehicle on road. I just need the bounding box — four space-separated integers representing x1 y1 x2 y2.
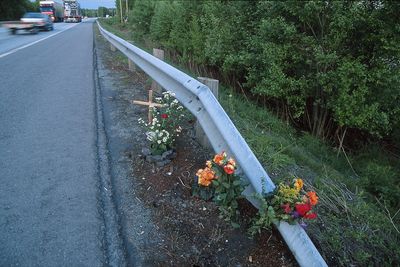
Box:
63 0 82 23
2 13 54 35
39 0 64 22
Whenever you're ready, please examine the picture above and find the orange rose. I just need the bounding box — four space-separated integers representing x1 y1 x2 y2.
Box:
197 167 215 187
196 168 204 180
203 167 215 181
213 152 226 166
198 176 211 187
307 191 319 206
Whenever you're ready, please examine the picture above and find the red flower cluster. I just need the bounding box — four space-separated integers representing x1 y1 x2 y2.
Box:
295 203 317 219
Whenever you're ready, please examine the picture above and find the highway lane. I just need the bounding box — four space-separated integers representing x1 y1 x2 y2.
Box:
0 19 122 265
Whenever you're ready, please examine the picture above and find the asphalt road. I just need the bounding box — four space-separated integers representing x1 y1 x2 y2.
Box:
0 19 124 266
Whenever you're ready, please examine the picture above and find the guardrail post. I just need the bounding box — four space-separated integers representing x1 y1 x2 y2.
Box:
110 43 116 52
128 59 136 71
195 77 219 149
151 48 164 93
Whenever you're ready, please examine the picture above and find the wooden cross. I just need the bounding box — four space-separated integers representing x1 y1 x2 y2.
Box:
132 89 164 123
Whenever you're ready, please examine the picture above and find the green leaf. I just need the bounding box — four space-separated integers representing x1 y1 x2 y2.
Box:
222 182 230 189
233 180 242 186
231 222 240 228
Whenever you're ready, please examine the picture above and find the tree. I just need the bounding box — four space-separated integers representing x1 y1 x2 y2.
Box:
245 1 400 140
0 0 36 20
122 0 400 143
81 9 98 18
98 6 109 18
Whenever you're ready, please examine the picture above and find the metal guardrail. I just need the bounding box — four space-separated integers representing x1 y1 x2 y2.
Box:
97 21 327 267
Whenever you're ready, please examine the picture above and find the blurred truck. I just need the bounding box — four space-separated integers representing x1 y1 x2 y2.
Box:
39 0 63 22
63 0 82 23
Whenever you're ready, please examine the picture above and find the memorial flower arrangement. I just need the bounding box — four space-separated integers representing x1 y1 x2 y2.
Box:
138 91 185 155
249 178 319 235
194 151 246 227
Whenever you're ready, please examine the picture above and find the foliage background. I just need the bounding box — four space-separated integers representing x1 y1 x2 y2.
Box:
0 0 36 20
115 0 400 143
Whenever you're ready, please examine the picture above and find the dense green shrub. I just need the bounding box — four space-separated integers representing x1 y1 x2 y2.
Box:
122 0 400 143
127 0 155 40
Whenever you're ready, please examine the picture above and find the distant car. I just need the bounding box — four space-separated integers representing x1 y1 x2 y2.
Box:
21 12 53 31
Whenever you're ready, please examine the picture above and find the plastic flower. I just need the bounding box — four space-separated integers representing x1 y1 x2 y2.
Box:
227 158 236 168
304 212 317 219
278 184 299 200
294 178 304 191
223 164 235 175
295 203 312 217
206 160 212 168
307 191 319 206
295 203 317 220
213 152 226 166
197 167 216 187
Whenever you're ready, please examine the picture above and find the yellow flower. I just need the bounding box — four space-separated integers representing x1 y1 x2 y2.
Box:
294 178 304 191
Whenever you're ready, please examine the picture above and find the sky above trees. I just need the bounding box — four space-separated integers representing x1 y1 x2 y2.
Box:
79 0 115 9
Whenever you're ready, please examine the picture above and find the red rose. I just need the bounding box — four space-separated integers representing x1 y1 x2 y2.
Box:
161 114 168 119
304 212 317 219
223 164 235 174
295 203 312 217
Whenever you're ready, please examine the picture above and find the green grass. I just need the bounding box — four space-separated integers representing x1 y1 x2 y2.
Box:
97 19 400 266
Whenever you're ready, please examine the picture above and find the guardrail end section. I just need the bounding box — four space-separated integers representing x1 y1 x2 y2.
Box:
277 222 328 267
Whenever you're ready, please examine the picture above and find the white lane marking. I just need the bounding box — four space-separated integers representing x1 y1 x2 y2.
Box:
0 23 80 59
